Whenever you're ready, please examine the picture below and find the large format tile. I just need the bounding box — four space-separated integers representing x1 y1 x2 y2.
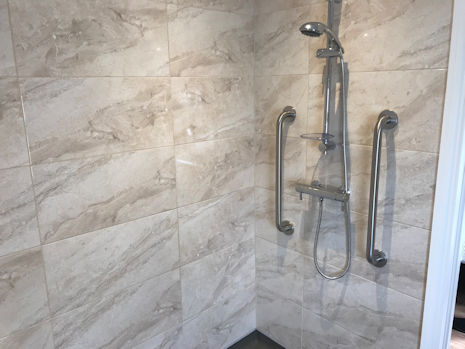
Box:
254 187 311 255
339 0 452 71
0 248 49 338
350 145 437 229
0 78 29 169
304 264 422 348
22 78 173 163
178 188 254 264
254 75 308 137
255 135 306 195
175 137 254 206
33 147 177 243
168 6 253 77
256 238 304 305
169 0 254 14
255 0 323 14
0 321 54 349
302 309 373 349
43 210 179 316
171 77 253 144
256 287 302 349
0 167 39 257
0 0 15 76
9 0 169 76
180 239 255 320
52 270 182 349
348 69 447 153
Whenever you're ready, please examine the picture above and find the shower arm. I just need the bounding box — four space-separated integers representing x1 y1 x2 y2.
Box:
366 110 398 267
276 106 296 235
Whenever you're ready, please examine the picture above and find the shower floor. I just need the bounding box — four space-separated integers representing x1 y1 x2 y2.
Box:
228 331 284 349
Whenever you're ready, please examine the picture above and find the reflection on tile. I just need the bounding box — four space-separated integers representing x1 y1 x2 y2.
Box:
33 147 177 243
0 248 49 338
339 0 452 71
0 79 29 170
348 70 447 153
254 7 311 76
175 137 254 206
169 0 254 14
44 210 179 316
0 167 39 257
22 78 173 163
302 308 373 349
255 135 306 195
181 239 254 320
304 263 422 348
350 145 437 229
257 287 302 349
136 286 255 349
254 75 308 137
171 77 253 144
256 238 303 305
0 321 54 349
52 270 182 349
9 0 169 76
178 188 254 264
0 0 15 76
168 6 253 77
254 187 311 255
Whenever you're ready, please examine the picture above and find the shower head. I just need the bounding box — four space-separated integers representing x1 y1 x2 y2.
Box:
299 22 344 53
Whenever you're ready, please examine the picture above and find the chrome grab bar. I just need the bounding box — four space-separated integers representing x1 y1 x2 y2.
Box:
366 110 398 267
276 106 296 234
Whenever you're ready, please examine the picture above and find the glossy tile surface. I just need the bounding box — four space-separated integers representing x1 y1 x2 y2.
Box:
171 77 253 144
0 248 49 338
0 167 39 257
22 78 173 163
33 147 177 243
44 210 179 315
0 78 29 169
52 270 182 349
339 0 452 71
0 0 15 76
169 0 254 14
178 188 254 264
175 137 254 206
168 6 253 77
9 0 169 76
181 239 254 320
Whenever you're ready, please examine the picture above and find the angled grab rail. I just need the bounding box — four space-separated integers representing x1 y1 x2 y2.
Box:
366 110 398 267
276 106 296 234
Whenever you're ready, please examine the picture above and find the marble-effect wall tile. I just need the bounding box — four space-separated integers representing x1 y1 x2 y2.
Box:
0 248 49 338
0 167 39 257
0 321 54 349
168 6 253 77
0 0 15 76
348 69 447 153
22 78 173 164
52 270 182 349
169 0 254 14
339 0 452 71
9 0 169 76
180 239 255 320
171 77 253 144
175 137 254 206
33 147 177 243
0 78 29 169
178 188 254 265
254 0 324 15
43 210 179 316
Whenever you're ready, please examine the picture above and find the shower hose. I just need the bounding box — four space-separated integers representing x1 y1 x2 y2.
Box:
313 55 352 280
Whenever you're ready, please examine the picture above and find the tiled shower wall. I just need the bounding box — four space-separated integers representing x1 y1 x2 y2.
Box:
0 0 256 348
253 0 452 348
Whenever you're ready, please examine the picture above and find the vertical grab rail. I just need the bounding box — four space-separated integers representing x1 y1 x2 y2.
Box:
276 106 296 234
366 110 398 267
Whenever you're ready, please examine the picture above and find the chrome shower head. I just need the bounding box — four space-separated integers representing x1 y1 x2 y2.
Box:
299 22 344 53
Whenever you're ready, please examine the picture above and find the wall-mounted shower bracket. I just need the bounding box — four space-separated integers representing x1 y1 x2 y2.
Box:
296 181 349 202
